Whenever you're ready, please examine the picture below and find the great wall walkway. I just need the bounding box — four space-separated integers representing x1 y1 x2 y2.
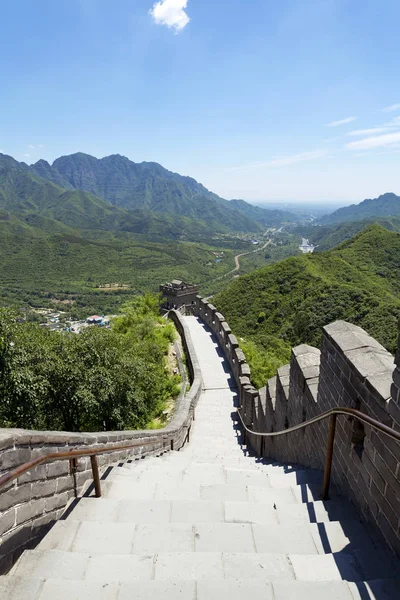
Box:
2 316 400 598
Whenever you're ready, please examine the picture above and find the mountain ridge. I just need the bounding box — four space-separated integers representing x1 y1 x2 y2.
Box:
319 192 400 225
31 152 297 227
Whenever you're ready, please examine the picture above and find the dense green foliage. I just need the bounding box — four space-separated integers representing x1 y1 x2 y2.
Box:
0 294 180 432
320 192 400 225
214 225 400 388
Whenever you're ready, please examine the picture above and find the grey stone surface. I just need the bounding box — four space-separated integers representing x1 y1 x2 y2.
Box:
118 500 171 524
197 579 273 600
0 575 42 600
290 552 362 581
132 524 194 553
13 549 88 580
118 581 196 600
223 552 293 580
171 500 224 523
194 523 255 552
253 523 319 554
84 554 153 582
39 580 119 600
224 501 278 524
38 520 80 551
154 552 224 580
70 521 135 554
273 580 353 600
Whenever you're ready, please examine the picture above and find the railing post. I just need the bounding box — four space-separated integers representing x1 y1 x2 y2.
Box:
322 413 337 500
90 455 102 498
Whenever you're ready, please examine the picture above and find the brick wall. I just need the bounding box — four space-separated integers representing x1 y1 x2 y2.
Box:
194 296 400 555
0 310 202 573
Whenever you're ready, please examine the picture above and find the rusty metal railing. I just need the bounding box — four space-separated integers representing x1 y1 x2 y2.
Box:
236 406 400 500
0 436 180 499
0 406 398 504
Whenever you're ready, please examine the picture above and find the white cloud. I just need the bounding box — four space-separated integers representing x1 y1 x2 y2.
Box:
149 0 190 32
381 103 400 112
231 149 329 171
346 130 400 150
23 153 31 158
327 116 357 127
347 127 390 137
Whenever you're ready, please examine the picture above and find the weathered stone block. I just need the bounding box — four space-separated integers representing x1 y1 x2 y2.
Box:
47 460 70 478
0 448 32 470
44 492 69 513
0 508 16 536
16 498 45 526
0 483 32 512
31 479 57 499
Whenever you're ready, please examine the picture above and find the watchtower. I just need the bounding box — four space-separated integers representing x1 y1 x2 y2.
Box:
159 280 199 310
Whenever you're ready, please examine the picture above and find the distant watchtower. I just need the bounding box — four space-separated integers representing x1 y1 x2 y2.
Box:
159 280 199 310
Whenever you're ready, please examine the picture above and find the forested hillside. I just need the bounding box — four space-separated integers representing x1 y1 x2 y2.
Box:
0 215 242 315
214 225 400 388
320 192 400 225
0 295 179 431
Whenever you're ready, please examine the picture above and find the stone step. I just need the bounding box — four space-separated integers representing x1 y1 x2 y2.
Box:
103 479 328 504
12 548 375 583
2 576 399 600
102 476 285 501
112 462 318 485
39 520 330 555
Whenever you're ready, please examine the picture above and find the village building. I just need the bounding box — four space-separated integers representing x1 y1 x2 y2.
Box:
159 280 199 310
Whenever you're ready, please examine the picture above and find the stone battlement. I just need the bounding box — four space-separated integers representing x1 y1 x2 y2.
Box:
193 295 400 555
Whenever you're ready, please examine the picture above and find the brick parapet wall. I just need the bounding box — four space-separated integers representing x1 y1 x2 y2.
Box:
0 310 203 573
194 296 400 555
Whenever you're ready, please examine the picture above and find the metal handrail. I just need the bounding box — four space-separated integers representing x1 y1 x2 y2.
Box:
0 405 398 503
0 435 179 498
236 406 400 500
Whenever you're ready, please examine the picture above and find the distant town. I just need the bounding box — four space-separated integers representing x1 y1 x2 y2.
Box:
25 308 112 334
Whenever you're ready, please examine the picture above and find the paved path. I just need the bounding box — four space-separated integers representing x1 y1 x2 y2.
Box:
2 317 400 599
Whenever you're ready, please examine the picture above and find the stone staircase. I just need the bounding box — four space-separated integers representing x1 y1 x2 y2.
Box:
2 316 400 599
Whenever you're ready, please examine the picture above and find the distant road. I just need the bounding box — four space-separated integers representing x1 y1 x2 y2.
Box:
209 239 273 285
230 239 272 274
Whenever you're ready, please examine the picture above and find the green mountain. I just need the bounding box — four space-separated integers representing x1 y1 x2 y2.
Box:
31 152 296 230
0 154 249 238
320 192 400 224
292 216 400 252
214 225 400 387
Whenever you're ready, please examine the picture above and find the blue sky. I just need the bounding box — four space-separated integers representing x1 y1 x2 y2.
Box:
1 0 400 203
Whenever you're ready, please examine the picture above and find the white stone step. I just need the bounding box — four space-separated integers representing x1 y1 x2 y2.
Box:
2 575 400 600
40 517 361 557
